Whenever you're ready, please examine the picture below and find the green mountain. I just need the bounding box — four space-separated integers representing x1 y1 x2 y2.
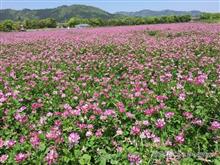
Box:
0 5 202 22
0 5 113 22
116 9 201 17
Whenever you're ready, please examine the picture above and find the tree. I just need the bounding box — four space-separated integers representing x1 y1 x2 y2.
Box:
0 23 3 31
44 18 57 28
88 18 103 26
200 13 220 20
2 20 15 32
68 17 88 27
145 17 156 24
30 19 40 29
166 16 175 23
23 18 57 29
179 15 191 22
23 19 32 29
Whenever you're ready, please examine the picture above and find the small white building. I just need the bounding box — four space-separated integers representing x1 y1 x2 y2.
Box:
20 25 26 32
75 24 90 28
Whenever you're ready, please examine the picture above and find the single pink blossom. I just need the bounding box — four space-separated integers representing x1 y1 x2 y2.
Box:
194 73 208 85
86 131 93 137
130 126 141 135
95 129 103 137
155 118 166 129
182 112 193 119
210 121 220 130
0 154 8 163
178 92 186 101
153 136 160 143
5 140 16 148
68 132 80 144
45 148 58 165
0 138 4 148
15 153 28 163
175 133 185 144
31 103 43 110
128 154 141 165
116 128 123 136
165 112 175 119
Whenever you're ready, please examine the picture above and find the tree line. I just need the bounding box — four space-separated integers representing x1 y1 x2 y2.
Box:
200 13 220 22
0 15 191 32
67 15 191 27
0 18 57 32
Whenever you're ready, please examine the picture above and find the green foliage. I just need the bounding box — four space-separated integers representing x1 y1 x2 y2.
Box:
200 13 220 20
79 154 91 165
40 18 57 28
68 17 103 27
108 15 191 26
23 18 57 29
200 13 220 23
0 14 191 31
1 20 15 32
214 157 220 165
68 17 89 27
0 18 57 31
145 17 157 24
67 15 191 28
0 23 3 31
88 18 104 26
147 30 159 36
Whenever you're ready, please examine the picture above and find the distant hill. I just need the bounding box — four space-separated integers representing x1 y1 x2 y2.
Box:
0 5 202 22
0 5 113 22
116 9 201 17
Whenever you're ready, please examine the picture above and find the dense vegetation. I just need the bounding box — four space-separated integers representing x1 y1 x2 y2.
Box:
0 18 57 32
0 15 191 32
68 15 191 27
200 13 220 23
24 18 57 29
0 23 220 164
116 9 200 17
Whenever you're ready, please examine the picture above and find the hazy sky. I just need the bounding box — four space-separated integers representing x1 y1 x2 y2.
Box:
0 0 219 12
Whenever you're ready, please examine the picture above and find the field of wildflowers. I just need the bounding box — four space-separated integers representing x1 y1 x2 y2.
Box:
0 23 220 164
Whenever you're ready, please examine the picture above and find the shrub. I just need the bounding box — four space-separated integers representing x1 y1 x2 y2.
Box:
1 20 15 32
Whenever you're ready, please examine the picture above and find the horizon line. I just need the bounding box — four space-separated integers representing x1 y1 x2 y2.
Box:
0 3 218 13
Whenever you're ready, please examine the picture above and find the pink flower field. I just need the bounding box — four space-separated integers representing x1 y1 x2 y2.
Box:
0 23 220 164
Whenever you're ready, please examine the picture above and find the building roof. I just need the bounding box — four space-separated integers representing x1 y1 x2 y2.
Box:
75 24 90 28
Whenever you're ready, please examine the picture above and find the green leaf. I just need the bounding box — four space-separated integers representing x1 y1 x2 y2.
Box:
99 158 106 165
79 154 91 165
39 143 46 151
74 149 81 157
110 160 119 164
180 158 195 165
214 157 220 165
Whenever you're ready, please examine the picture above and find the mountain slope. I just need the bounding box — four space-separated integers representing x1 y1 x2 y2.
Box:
116 9 201 17
0 5 202 22
0 5 112 22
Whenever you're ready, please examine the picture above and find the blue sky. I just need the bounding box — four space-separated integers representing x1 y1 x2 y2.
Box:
0 0 219 12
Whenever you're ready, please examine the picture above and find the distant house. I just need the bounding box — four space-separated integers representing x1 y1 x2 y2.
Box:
75 24 90 28
19 25 26 32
